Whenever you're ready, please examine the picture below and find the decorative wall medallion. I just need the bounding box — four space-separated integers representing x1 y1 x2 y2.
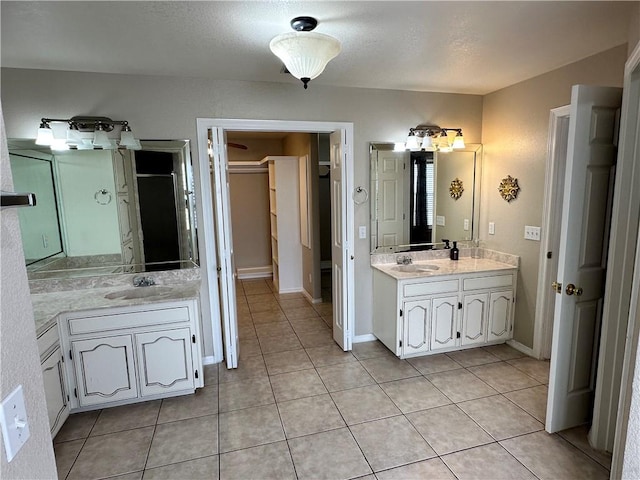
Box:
449 178 464 200
499 175 520 202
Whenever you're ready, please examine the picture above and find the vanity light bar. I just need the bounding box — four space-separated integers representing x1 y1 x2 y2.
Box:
402 125 465 152
35 116 141 150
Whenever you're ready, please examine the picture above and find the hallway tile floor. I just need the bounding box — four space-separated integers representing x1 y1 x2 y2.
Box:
53 278 612 479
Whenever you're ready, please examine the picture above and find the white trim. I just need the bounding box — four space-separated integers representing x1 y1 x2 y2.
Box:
301 289 323 304
236 266 272 279
354 334 378 343
533 105 570 360
202 355 216 365
507 339 536 358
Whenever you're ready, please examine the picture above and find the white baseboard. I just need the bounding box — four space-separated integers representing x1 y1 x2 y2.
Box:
301 289 323 304
202 356 217 365
353 334 377 343
507 339 535 358
236 266 272 280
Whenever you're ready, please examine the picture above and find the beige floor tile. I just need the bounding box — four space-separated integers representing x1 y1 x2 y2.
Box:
297 330 336 348
251 310 287 324
146 415 218 468
272 292 305 301
504 385 548 423
331 385 401 425
218 377 275 413
237 323 256 339
67 426 154 479
236 304 250 315
316 362 376 392
218 354 267 384
258 332 303 354
312 303 333 316
238 335 262 357
242 281 272 295
458 395 544 440
157 385 218 423
104 472 143 479
54 438 84 480
352 340 393 360
379 376 451 413
245 292 277 304
375 458 456 480
283 306 320 320
501 431 609 479
277 393 345 438
442 443 536 479
220 442 295 480
219 404 284 453
321 315 333 328
142 455 219 480
407 405 493 455
289 317 331 335
468 362 540 393
406 353 463 375
426 368 498 402
558 425 612 469
91 400 161 436
203 363 219 386
249 302 282 314
350 416 436 472
54 410 100 443
360 355 421 383
507 357 551 384
254 321 294 339
288 428 372 480
264 349 313 375
446 348 501 367
305 344 357 367
483 343 525 360
270 368 328 402
278 298 312 310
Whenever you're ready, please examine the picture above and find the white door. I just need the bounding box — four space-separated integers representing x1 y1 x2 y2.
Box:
376 150 408 249
330 130 353 350
546 85 622 433
210 128 239 368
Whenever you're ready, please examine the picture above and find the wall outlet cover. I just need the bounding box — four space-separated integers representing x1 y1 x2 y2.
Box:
358 226 367 239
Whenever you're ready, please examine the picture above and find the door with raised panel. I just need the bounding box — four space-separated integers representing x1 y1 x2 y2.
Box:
488 291 513 342
72 335 138 407
431 296 459 351
41 347 69 436
135 328 194 397
402 300 430 356
462 293 488 345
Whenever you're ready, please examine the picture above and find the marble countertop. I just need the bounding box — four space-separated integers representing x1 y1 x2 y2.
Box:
372 257 517 280
32 281 201 336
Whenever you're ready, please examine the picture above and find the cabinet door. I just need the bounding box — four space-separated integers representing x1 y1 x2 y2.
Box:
403 300 430 356
41 347 69 437
431 296 459 351
72 335 138 407
135 328 194 397
462 293 489 346
488 290 513 342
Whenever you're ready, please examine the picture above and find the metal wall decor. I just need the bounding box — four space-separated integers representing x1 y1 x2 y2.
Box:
499 175 520 202
449 178 464 200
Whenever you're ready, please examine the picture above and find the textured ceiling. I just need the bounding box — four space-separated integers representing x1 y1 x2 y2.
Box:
0 1 632 95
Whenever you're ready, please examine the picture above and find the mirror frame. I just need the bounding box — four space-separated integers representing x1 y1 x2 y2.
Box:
369 142 482 253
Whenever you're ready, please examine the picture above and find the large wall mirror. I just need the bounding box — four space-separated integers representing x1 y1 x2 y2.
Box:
370 142 482 253
8 139 199 279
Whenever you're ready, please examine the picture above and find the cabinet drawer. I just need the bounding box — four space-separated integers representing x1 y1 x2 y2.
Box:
38 323 60 358
67 306 191 335
403 279 459 298
463 274 513 291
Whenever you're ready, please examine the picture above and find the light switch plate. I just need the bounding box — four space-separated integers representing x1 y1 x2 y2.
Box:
436 216 445 226
0 385 30 462
463 219 470 231
489 222 495 235
524 225 541 241
358 225 367 239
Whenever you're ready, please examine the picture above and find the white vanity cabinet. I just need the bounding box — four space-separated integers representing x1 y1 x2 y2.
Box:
373 267 517 359
59 299 203 411
37 323 69 437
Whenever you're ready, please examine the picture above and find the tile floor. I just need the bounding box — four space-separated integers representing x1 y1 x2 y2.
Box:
53 278 612 479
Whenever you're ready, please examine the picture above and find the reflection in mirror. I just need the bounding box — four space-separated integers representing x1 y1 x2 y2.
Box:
8 139 199 278
370 143 481 253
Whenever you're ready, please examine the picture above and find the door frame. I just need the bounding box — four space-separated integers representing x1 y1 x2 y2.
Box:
196 118 355 363
533 105 570 360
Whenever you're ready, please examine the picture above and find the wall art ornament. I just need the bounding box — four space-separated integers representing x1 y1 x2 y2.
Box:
499 175 520 202
449 178 464 200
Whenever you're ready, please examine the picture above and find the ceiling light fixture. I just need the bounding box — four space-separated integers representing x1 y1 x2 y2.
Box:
269 16 341 90
399 125 466 152
34 116 141 150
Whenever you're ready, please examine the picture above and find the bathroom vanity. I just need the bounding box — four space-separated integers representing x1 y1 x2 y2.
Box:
372 251 518 359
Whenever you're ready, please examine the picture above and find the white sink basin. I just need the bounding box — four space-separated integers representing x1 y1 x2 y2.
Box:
105 286 174 300
393 264 440 273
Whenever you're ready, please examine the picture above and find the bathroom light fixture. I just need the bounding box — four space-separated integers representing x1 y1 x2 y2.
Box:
270 16 341 90
34 116 141 150
399 125 466 152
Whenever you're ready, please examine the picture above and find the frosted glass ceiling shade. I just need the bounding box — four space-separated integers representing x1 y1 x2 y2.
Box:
270 31 341 89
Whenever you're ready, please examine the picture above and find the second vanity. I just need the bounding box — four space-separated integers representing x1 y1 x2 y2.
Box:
372 249 519 359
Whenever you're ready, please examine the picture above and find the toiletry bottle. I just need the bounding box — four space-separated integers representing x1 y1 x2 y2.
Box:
450 241 459 260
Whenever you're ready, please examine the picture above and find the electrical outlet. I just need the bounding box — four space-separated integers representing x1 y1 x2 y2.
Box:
358 226 367 239
463 219 470 231
489 222 495 235
0 385 30 462
436 216 445 226
524 225 541 241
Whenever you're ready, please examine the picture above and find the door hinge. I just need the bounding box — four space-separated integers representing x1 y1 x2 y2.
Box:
195 369 199 379
399 340 403 348
456 332 461 339
399 309 403 317
192 335 196 344
73 388 77 398
458 302 462 310
66 395 70 401
547 251 553 259
61 354 64 363
69 350 73 360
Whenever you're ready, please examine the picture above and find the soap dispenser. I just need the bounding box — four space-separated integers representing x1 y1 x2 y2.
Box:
450 241 459 261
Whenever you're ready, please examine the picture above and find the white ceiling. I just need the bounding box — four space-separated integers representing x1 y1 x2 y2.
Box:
0 1 633 95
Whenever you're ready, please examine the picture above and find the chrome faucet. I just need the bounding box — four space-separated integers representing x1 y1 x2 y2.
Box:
133 275 155 287
396 255 413 265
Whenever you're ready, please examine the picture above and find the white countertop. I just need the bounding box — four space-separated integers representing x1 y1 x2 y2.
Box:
32 281 201 336
372 257 517 280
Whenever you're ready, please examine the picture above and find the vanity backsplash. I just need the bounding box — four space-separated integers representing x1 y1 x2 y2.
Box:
371 247 519 267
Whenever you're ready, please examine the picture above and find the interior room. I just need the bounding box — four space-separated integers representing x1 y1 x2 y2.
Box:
1 2 640 479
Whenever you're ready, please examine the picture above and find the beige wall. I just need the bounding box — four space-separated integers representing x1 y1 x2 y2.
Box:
480 44 627 348
0 110 57 479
